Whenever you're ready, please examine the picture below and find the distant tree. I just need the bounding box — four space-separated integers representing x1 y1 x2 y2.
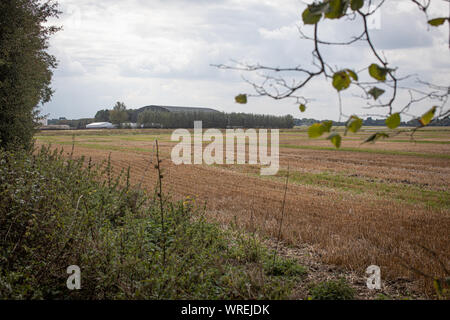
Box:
137 110 294 129
126 109 140 123
109 101 129 128
94 109 110 122
217 0 450 148
0 0 60 150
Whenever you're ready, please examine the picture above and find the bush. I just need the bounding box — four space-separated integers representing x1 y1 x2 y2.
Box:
0 145 301 299
309 278 355 300
0 0 60 151
264 257 308 277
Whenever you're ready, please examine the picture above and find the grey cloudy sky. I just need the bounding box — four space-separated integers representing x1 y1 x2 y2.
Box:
42 0 449 120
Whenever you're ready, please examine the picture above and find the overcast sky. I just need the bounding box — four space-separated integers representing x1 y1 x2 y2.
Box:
42 0 450 121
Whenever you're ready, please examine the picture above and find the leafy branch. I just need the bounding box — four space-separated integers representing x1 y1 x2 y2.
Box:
214 0 450 148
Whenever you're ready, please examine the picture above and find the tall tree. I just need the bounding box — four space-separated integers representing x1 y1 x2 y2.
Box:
0 0 60 150
109 101 129 128
94 109 111 122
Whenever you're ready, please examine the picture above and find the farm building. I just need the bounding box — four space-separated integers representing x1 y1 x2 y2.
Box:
38 118 48 127
138 105 220 113
122 122 139 128
40 125 70 130
86 122 116 129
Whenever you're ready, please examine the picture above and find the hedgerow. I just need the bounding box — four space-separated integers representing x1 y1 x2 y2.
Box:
0 145 304 299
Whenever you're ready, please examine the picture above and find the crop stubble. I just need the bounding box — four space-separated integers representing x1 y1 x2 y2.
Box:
35 129 450 295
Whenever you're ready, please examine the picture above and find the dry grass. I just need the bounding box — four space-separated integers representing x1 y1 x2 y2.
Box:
35 127 450 297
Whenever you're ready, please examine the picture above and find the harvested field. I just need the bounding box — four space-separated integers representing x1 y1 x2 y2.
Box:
35 126 450 297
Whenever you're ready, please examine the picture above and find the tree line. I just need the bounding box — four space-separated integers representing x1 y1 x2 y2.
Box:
0 0 60 150
94 102 295 129
294 116 450 127
137 110 295 129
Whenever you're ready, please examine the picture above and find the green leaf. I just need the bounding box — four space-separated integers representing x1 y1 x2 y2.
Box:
350 0 364 11
346 69 358 81
333 69 358 91
419 106 437 126
302 8 322 25
332 71 351 91
235 94 247 104
368 63 391 82
368 87 385 100
347 115 363 133
299 104 306 112
322 120 333 133
309 2 330 15
386 113 401 129
327 132 342 148
325 0 349 19
428 18 447 27
433 279 443 297
308 123 325 138
363 132 389 144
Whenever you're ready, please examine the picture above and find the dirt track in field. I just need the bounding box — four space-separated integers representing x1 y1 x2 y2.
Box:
36 128 450 296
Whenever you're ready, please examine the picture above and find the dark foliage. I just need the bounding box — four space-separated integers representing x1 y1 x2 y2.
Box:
0 0 60 150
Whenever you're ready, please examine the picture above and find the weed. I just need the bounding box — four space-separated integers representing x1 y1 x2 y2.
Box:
309 278 355 300
264 257 308 277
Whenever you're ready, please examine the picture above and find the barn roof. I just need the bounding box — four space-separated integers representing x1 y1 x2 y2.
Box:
86 122 115 128
87 122 112 126
139 105 220 113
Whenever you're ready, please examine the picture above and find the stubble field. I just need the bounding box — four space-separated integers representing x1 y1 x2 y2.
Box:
35 126 450 297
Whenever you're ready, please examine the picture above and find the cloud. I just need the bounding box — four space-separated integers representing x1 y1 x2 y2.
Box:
52 49 87 77
259 24 300 40
42 0 449 121
369 2 434 49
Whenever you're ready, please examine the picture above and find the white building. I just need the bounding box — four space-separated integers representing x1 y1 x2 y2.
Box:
38 118 48 126
122 122 139 128
86 122 116 129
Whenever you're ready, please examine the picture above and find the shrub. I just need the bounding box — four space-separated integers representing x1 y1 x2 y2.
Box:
0 145 300 299
264 257 308 277
309 278 355 300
